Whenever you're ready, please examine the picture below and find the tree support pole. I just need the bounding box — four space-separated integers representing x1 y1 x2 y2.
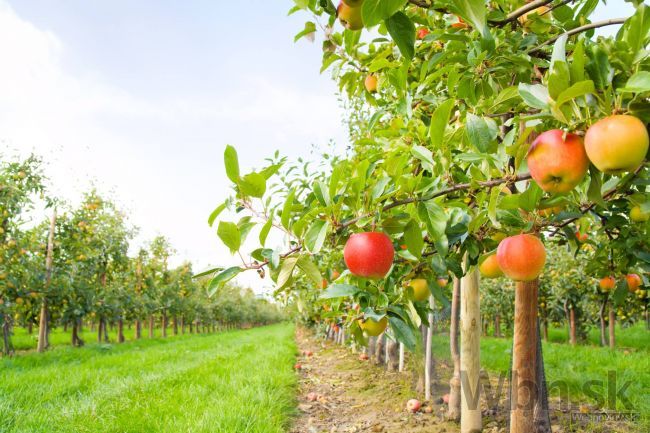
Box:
461 266 481 433
38 209 56 352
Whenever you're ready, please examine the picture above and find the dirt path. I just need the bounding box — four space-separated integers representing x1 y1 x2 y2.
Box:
291 328 461 433
290 328 638 433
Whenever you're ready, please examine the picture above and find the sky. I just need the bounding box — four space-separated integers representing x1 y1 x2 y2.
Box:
0 1 635 293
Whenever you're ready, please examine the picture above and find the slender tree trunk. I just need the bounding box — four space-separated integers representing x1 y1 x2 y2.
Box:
425 295 434 401
2 315 13 356
542 318 548 341
37 210 57 352
190 322 194 333
162 311 168 338
447 276 461 421
374 333 386 365
599 298 608 347
72 320 84 347
494 314 501 337
97 319 103 343
117 319 125 343
172 316 178 336
608 308 616 349
460 267 481 433
386 338 399 371
569 308 577 346
135 319 141 339
398 342 405 372
148 315 154 338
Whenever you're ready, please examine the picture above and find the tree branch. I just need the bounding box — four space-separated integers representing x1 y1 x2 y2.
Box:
529 18 627 53
489 0 554 26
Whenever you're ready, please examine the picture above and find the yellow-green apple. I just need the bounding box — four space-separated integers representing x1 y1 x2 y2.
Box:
479 254 503 278
630 205 649 222
527 130 589 193
599 276 616 292
337 2 363 30
358 316 388 336
344 232 394 278
626 274 642 293
497 234 546 281
584 115 649 174
408 278 430 301
364 74 377 92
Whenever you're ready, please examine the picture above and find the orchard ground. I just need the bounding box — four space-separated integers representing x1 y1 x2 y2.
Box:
1 323 647 433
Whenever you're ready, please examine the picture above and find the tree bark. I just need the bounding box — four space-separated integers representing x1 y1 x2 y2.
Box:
494 314 501 337
97 319 103 343
425 295 434 401
135 319 141 339
117 319 125 343
172 316 178 336
460 266 481 433
599 298 608 347
447 276 462 422
569 308 577 346
180 316 185 334
162 311 168 338
510 279 545 433
37 210 57 352
608 308 616 349
2 315 13 356
148 315 154 338
374 333 386 365
386 338 399 371
72 320 84 347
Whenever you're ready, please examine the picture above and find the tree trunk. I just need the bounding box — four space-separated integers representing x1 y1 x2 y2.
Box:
386 338 399 371
425 295 434 401
37 210 57 352
190 322 194 333
180 316 185 334
460 266 481 433
2 315 13 356
374 333 386 365
447 276 461 422
510 279 552 433
494 314 501 337
117 319 125 343
135 319 141 339
599 298 608 347
608 308 616 349
172 316 178 336
72 320 84 347
569 308 577 346
162 311 168 338
97 319 103 343
542 318 548 341
148 315 154 338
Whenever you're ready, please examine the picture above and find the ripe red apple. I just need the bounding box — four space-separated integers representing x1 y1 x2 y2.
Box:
585 115 649 174
344 232 394 279
337 2 363 30
294 363 302 370
358 316 388 336
305 350 313 357
331 270 341 280
364 74 378 93
599 276 616 292
630 206 649 222
497 234 546 281
626 274 642 293
416 28 429 39
359 353 369 361
406 399 422 413
527 130 589 193
479 254 503 278
408 278 430 302
575 232 588 243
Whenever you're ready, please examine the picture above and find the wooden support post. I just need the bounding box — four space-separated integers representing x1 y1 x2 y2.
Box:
448 276 461 421
425 295 434 401
398 342 405 372
461 266 481 433
38 209 56 352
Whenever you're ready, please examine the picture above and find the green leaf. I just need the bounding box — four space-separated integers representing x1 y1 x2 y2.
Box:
281 189 296 229
294 21 316 42
259 218 273 246
304 219 330 253
518 83 550 109
208 267 242 296
388 315 416 351
487 186 500 228
313 181 331 207
619 71 650 93
569 40 585 83
403 219 423 258
296 255 323 287
411 145 434 171
450 0 493 49
428 99 455 147
320 284 360 299
465 113 492 153
361 0 406 28
208 202 226 227
217 221 241 253
587 165 606 208
417 201 448 256
555 80 595 107
239 172 266 198
385 12 415 60
276 257 299 291
224 145 240 183
548 35 569 100
193 266 222 279
617 4 650 57
518 182 543 212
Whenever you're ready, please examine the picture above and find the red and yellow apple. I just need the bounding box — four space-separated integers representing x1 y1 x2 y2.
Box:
626 273 642 293
599 276 616 292
496 234 546 281
337 2 363 30
575 232 588 243
479 254 504 279
436 277 448 287
406 398 422 413
585 115 649 174
527 130 589 193
408 278 430 302
344 232 394 279
358 316 388 336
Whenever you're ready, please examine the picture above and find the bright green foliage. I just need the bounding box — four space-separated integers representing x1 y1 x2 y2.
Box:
0 324 297 433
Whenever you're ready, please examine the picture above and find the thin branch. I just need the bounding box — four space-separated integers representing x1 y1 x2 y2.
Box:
489 0 554 26
242 245 303 271
337 173 533 231
529 18 627 53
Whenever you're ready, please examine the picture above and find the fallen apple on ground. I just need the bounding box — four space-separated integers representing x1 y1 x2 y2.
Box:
406 399 421 413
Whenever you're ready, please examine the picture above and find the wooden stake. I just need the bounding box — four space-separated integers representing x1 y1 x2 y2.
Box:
461 267 481 433
38 209 56 353
425 294 434 401
448 276 461 421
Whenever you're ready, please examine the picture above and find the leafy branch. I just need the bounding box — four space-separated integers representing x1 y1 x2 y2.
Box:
529 18 628 54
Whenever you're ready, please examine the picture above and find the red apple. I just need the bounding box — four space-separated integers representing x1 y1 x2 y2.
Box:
497 234 546 281
359 353 369 361
626 274 642 293
406 398 422 413
527 130 589 193
479 254 503 279
344 232 394 279
599 276 616 292
575 232 588 243
416 28 429 39
585 115 649 174
331 270 341 280
294 363 302 370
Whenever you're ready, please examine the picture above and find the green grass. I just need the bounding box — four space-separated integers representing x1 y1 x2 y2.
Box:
432 324 650 427
0 323 297 433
